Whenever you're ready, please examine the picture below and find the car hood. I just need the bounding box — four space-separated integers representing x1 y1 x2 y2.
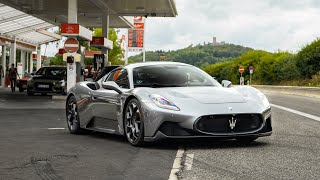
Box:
31 75 65 81
143 87 246 104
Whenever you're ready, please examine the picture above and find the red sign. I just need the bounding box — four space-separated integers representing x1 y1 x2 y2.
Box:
84 50 102 58
91 37 104 46
128 30 144 48
134 23 145 29
239 66 245 73
128 17 145 51
58 48 67 55
32 54 46 61
134 16 143 21
64 38 79 53
61 24 79 35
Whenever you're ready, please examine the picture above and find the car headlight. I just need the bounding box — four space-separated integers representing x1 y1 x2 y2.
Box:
54 80 66 86
257 92 270 108
27 78 33 85
149 94 180 111
60 80 66 87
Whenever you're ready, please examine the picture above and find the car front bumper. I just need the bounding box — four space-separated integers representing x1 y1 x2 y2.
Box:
141 102 272 142
144 131 272 142
28 83 65 94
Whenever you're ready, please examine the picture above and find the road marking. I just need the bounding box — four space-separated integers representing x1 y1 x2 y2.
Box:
47 128 65 130
184 154 194 171
169 147 184 180
271 103 320 122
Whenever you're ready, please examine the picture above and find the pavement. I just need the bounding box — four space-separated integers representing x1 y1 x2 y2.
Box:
0 87 65 109
179 92 320 180
0 87 320 180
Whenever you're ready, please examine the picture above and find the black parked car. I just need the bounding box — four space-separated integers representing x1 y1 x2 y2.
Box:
27 66 67 96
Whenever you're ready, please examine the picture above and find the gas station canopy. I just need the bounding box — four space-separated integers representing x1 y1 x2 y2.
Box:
0 3 60 46
0 0 178 28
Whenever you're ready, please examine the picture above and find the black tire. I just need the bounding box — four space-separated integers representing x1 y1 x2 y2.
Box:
27 90 34 96
124 98 145 146
66 96 82 134
19 88 24 92
236 137 258 144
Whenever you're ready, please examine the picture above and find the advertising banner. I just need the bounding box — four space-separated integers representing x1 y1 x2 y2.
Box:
128 16 145 52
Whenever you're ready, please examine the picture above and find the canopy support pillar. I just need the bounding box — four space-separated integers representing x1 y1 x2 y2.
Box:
10 38 16 66
102 11 109 66
29 52 33 73
36 46 41 70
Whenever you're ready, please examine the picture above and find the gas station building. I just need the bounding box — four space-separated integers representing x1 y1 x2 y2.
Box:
0 0 177 90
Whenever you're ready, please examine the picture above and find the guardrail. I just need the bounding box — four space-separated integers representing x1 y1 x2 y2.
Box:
252 85 320 98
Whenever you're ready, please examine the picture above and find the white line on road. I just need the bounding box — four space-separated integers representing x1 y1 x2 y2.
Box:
184 154 194 171
169 147 184 180
47 128 66 130
271 103 320 122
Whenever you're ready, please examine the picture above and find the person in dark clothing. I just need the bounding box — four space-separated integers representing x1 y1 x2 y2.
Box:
0 64 4 85
8 63 20 92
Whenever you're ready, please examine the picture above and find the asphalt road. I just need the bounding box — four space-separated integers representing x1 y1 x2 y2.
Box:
0 89 178 180
180 92 320 180
0 88 320 180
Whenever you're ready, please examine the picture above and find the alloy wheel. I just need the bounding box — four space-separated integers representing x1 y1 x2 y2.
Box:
66 97 79 131
125 101 142 144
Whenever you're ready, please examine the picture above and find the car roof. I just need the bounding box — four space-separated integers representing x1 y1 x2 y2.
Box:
124 61 191 70
42 66 66 68
102 65 120 70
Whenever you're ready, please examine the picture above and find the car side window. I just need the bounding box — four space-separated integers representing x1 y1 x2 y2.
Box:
104 68 129 89
105 70 118 82
114 69 130 89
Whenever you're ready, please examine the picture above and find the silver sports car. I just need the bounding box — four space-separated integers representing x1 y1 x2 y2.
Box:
66 62 272 146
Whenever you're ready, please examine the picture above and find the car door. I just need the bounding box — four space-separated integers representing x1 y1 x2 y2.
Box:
90 68 130 130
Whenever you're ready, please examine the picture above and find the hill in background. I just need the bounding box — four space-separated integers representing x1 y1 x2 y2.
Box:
129 43 252 67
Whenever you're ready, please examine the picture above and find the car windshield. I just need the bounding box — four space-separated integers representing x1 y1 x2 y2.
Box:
133 64 221 88
36 67 66 76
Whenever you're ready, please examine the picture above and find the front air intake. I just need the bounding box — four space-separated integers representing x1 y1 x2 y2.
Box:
195 114 263 134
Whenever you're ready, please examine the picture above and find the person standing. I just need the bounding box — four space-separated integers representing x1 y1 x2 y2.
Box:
0 64 4 85
5 66 9 87
8 63 20 92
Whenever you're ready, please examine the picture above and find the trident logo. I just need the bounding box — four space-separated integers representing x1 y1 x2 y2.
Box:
229 116 237 130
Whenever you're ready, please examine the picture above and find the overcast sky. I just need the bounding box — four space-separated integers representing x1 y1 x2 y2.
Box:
45 0 320 56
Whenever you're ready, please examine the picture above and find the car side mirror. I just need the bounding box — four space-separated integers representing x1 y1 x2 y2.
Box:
221 80 232 88
102 81 123 94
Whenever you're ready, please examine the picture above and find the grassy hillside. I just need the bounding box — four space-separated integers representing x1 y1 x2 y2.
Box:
129 43 252 67
203 38 320 87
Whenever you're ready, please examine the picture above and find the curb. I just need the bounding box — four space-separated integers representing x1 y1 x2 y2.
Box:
52 95 67 100
252 85 320 98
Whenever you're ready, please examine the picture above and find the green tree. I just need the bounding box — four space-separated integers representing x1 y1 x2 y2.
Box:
92 28 124 65
274 55 300 82
202 50 297 85
296 38 320 78
48 55 65 66
129 43 252 67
